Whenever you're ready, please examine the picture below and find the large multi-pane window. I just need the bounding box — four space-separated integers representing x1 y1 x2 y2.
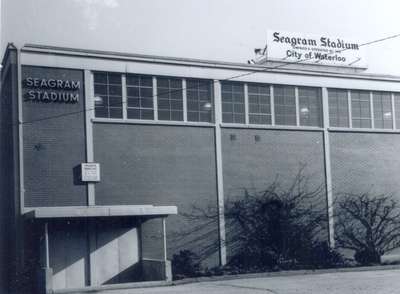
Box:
248 83 271 125
274 85 296 126
93 72 400 131
298 87 322 127
351 90 371 128
221 82 245 123
373 92 392 129
126 74 154 120
93 72 123 118
186 79 213 122
157 77 183 121
328 89 349 127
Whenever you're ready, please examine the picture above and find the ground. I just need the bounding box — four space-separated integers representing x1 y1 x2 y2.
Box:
102 268 400 294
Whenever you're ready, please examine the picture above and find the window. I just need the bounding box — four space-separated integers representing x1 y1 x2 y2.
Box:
395 94 400 129
274 85 296 126
186 79 213 122
157 77 183 121
93 72 123 118
328 89 349 127
351 90 371 128
126 74 154 120
373 92 392 129
221 82 245 123
248 84 271 125
298 87 322 127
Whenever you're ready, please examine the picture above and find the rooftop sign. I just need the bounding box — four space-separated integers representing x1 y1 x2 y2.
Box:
266 30 367 68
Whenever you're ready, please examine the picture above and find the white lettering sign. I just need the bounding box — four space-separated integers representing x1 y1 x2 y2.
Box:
266 30 367 68
81 163 100 182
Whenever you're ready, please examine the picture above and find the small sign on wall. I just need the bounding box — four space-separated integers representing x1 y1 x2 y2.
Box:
81 163 101 182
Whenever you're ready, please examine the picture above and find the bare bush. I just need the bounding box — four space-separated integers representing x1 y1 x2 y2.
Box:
173 167 343 274
334 193 400 265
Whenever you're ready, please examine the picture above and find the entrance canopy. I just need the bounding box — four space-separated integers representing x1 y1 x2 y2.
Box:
24 205 178 219
24 205 178 293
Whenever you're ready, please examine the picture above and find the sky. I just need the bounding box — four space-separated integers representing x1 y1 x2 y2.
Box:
2 0 400 75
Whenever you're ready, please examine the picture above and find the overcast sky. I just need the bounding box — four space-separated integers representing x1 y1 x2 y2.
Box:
2 0 400 75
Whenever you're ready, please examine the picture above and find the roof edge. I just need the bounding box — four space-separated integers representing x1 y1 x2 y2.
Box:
21 43 400 82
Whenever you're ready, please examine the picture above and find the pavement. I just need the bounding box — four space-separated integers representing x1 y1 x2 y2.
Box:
99 268 400 294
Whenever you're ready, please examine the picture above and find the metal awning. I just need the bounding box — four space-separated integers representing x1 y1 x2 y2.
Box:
24 205 178 219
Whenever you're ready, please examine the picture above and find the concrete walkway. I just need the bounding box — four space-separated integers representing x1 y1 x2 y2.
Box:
100 269 400 294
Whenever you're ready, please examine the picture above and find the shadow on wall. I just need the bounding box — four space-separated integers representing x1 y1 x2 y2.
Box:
169 165 338 279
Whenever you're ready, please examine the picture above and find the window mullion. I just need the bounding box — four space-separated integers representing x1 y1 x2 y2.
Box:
244 83 249 125
153 77 158 121
347 90 352 128
182 79 187 122
122 74 127 120
270 85 275 126
392 93 396 129
370 91 375 129
295 86 300 126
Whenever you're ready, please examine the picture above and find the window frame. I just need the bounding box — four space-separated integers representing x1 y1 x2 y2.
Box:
91 71 400 132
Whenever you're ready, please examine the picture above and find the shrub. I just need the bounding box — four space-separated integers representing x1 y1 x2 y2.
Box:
171 250 201 279
335 193 400 265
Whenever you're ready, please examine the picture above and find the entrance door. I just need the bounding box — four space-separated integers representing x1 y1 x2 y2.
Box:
90 219 141 285
49 220 89 290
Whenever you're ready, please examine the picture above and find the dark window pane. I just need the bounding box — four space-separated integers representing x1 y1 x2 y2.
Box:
188 78 213 122
141 98 153 108
171 100 183 110
94 84 107 95
95 106 108 118
373 91 393 129
141 76 153 87
127 108 140 119
158 110 170 120
125 74 155 121
188 111 199 121
158 98 170 110
109 107 122 118
395 94 400 129
94 73 107 84
222 102 233 113
171 90 183 100
156 77 184 121
200 111 212 122
328 88 349 128
93 72 123 119
140 88 153 98
127 87 140 97
222 113 233 123
171 111 183 121
128 97 140 107
170 79 182 88
108 96 122 107
109 85 122 96
298 87 322 127
126 75 140 86
351 90 371 128
141 109 154 120
248 83 271 125
188 100 200 111
234 114 245 124
221 82 244 123
274 85 296 126
157 78 169 88
108 74 121 85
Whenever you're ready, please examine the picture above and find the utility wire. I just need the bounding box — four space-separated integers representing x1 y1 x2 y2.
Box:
3 32 400 126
